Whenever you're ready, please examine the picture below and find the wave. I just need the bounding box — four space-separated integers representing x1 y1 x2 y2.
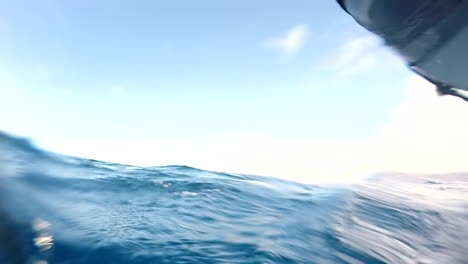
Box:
1 131 467 263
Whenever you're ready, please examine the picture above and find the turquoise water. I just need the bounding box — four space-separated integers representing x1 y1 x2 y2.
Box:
1 132 467 263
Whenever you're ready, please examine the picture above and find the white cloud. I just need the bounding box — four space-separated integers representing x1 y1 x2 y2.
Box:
37 75 468 184
265 24 309 55
41 135 361 184
0 79 37 136
362 75 468 174
329 35 400 76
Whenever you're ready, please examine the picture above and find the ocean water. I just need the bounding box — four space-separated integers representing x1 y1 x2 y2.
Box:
1 132 467 264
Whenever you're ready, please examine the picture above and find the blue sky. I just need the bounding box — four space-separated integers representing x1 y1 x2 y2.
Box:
2 0 465 182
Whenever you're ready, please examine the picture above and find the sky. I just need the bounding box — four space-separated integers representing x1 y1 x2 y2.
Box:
1 0 467 183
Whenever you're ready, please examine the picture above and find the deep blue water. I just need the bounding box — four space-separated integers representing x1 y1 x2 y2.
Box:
1 132 468 264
